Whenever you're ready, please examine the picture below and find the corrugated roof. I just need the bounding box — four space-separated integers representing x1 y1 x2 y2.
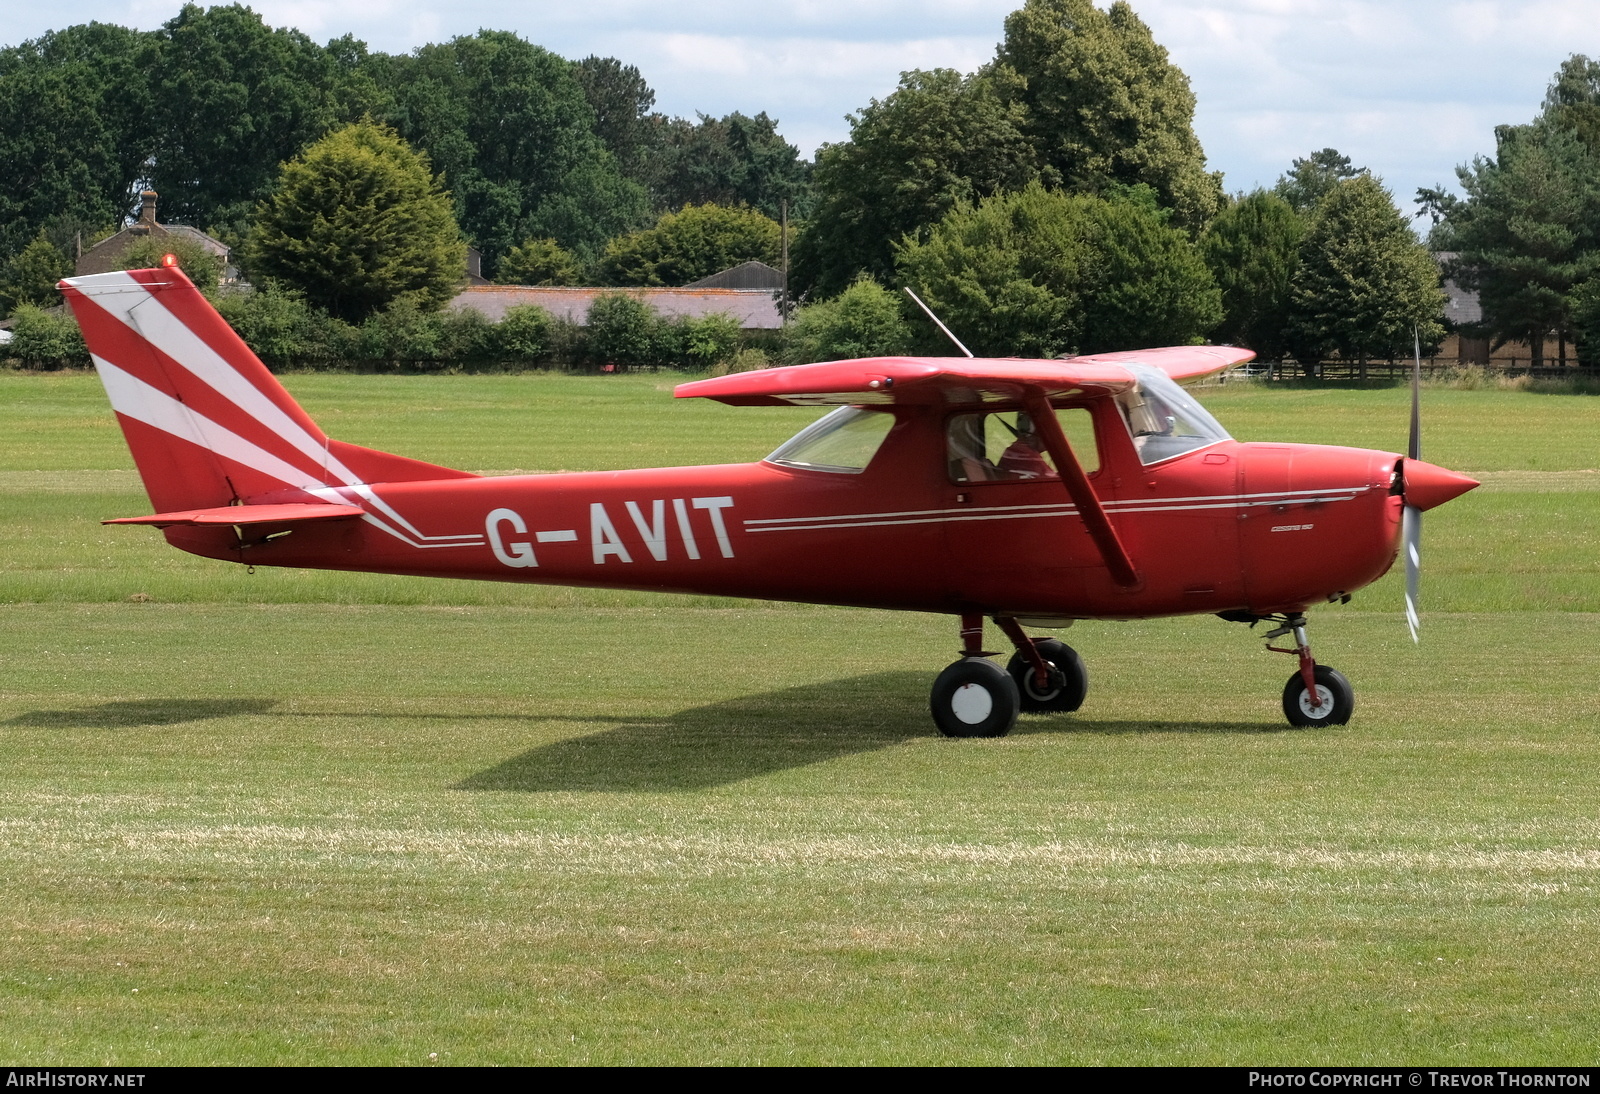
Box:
1433 252 1482 327
448 286 783 329
683 260 785 290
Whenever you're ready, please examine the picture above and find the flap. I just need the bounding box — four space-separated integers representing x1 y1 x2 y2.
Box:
104 503 366 527
675 347 1255 407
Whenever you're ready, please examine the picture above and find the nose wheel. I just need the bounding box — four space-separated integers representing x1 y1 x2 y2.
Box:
1260 612 1354 727
1282 665 1354 727
1221 610 1355 727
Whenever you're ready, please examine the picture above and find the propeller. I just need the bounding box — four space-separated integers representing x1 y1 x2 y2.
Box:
1403 329 1423 643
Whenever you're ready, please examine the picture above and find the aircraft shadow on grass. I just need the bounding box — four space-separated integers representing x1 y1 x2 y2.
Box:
458 671 1272 794
2 679 1269 790
3 697 278 729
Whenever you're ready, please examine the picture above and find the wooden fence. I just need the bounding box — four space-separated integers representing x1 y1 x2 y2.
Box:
1226 360 1600 383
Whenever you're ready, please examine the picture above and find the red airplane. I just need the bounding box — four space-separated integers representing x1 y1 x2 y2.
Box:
59 264 1478 736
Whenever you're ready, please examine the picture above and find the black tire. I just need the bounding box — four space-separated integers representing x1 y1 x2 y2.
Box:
1005 639 1088 713
930 658 1020 738
1281 665 1354 727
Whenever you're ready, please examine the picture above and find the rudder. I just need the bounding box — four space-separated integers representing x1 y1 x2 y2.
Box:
60 266 472 514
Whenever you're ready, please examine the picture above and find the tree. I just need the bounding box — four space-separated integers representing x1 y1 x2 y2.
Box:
1274 148 1364 214
0 230 73 314
895 184 1096 357
599 203 781 286
572 55 657 178
498 238 584 286
1200 190 1304 359
1542 54 1600 155
148 4 348 235
5 303 87 368
1287 175 1445 363
1570 276 1600 366
493 304 553 360
584 292 658 369
792 68 1040 298
0 21 157 256
1450 122 1600 367
659 313 743 371
381 30 647 273
110 234 227 292
1081 188 1220 352
246 121 464 321
637 111 813 219
992 0 1222 231
1441 59 1600 366
783 276 914 363
895 183 1218 357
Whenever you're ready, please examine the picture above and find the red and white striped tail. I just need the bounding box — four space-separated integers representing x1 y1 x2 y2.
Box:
59 267 470 515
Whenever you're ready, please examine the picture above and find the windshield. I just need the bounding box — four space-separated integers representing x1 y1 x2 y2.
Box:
766 406 895 473
1116 365 1231 465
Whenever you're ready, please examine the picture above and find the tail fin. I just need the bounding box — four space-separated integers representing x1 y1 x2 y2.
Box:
60 267 472 513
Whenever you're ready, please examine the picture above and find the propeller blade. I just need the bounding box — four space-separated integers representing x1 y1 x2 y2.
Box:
1405 327 1422 641
1403 503 1421 644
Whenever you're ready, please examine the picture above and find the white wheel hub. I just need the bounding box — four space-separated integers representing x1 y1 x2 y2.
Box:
951 682 994 724
1298 684 1333 718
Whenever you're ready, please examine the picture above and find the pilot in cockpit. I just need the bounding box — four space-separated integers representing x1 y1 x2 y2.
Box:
997 412 1056 480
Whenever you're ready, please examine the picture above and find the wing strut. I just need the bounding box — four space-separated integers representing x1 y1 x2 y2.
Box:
1022 390 1140 588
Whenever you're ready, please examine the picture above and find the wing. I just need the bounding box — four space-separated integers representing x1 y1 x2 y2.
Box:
675 347 1255 407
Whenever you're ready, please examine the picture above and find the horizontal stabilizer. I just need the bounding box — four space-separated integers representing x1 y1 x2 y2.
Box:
104 503 366 527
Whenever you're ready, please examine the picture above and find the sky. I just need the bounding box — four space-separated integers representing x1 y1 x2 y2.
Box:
5 0 1599 225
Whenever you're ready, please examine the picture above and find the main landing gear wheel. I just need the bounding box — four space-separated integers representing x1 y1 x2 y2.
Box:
1005 639 1088 713
930 657 1020 738
1282 665 1354 727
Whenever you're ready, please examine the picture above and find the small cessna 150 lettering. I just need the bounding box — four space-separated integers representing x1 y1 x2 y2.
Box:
60 265 1478 736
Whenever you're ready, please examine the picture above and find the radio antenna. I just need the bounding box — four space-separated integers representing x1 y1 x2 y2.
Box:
903 287 974 358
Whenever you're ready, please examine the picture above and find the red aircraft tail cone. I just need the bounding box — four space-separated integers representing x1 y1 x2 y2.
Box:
1403 459 1479 512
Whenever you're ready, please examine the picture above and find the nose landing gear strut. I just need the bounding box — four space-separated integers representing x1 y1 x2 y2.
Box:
1262 613 1355 727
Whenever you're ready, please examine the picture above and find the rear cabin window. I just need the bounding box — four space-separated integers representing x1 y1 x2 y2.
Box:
946 407 1099 483
766 406 895 473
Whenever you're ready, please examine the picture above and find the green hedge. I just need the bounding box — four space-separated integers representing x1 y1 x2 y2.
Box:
3 305 88 369
2 289 760 373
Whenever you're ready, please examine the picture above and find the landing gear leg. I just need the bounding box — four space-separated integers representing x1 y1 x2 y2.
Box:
1264 613 1354 727
994 617 1088 713
929 614 1020 738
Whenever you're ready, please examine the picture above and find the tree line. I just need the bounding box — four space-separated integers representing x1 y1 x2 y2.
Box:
0 3 807 276
1422 56 1600 368
1 0 1594 370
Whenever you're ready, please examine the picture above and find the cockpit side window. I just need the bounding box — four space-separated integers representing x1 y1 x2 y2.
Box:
1115 366 1231 465
946 407 1099 483
766 406 895 473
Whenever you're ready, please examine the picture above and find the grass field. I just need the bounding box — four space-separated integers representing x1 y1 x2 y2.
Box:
2 372 1598 1064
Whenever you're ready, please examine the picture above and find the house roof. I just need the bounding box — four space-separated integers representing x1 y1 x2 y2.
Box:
683 260 785 290
1434 251 1483 328
74 191 232 277
448 285 783 329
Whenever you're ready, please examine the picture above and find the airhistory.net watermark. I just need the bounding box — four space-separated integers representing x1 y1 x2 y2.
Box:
5 1074 146 1088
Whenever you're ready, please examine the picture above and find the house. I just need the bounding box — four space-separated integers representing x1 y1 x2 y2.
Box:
75 191 233 278
1434 252 1574 368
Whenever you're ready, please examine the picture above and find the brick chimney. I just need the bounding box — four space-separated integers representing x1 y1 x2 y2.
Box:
139 190 157 227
